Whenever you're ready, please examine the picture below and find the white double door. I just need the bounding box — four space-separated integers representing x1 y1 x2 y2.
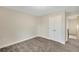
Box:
48 15 65 43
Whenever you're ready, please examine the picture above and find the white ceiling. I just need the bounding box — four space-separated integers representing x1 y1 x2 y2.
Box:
3 6 79 16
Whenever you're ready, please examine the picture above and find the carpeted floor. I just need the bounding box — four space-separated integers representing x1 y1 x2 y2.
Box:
0 37 79 52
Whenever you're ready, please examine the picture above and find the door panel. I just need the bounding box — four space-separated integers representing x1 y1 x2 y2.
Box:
48 15 55 39
54 15 63 41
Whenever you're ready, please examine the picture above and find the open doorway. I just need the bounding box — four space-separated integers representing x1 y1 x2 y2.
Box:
67 14 79 40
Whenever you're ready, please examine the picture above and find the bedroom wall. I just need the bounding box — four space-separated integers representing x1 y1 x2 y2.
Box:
0 7 37 47
37 15 49 37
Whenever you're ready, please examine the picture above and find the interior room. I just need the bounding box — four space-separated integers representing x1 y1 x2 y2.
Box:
0 6 79 52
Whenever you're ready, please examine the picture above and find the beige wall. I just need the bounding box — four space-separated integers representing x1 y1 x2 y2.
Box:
0 7 37 47
69 19 77 35
37 16 49 37
76 17 79 38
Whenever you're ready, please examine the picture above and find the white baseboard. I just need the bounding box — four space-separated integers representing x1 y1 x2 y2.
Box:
0 36 36 49
36 35 65 44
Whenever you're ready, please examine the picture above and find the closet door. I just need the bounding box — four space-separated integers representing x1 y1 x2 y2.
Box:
49 14 65 43
54 15 64 42
48 15 55 40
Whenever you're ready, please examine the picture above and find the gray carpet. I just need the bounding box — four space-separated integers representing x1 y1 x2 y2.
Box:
0 37 79 52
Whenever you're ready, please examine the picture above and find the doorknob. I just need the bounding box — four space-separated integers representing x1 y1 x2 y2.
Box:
53 29 56 31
